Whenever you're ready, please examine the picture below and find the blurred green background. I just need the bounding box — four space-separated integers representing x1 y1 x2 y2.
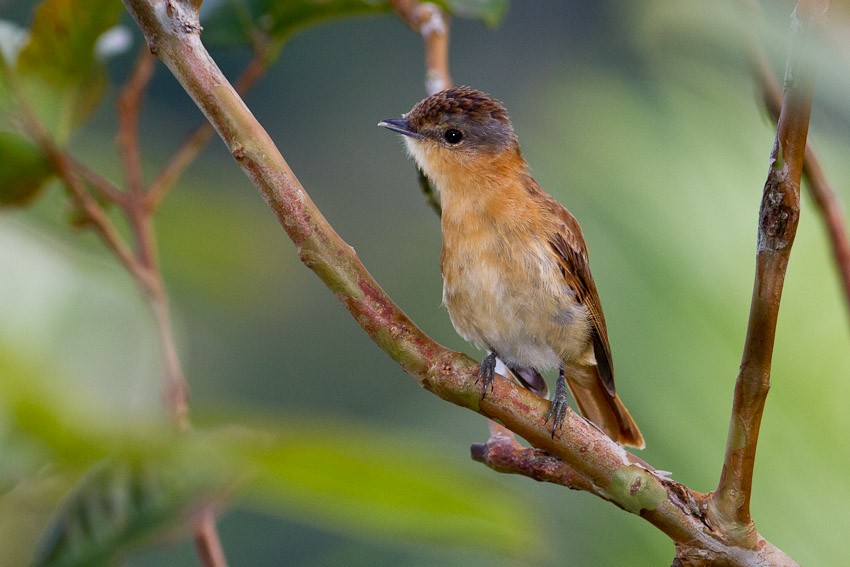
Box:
2 0 850 565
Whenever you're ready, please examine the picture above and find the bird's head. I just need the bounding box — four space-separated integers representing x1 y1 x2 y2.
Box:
379 87 518 183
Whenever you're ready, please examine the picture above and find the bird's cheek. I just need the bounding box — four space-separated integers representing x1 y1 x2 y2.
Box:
404 138 429 163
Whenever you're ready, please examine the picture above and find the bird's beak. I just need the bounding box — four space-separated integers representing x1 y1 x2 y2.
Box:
378 118 421 138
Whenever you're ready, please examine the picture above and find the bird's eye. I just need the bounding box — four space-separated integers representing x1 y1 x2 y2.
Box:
443 129 463 144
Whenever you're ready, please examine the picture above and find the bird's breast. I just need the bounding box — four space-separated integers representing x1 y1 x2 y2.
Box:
440 212 589 370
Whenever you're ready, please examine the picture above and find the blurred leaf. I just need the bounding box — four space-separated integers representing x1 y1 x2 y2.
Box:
156 188 289 311
0 350 544 561
0 19 28 64
15 0 124 141
0 131 53 207
234 419 543 557
203 0 508 48
94 26 134 60
443 0 509 27
0 20 27 129
32 461 209 567
0 472 77 567
203 0 390 47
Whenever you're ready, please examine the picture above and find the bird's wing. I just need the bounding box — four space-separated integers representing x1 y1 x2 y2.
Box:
546 205 616 396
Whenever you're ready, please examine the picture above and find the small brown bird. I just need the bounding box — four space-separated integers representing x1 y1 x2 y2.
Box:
379 87 643 448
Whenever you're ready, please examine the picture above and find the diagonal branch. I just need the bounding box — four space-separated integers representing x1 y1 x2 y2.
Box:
743 0 850 320
709 0 828 546
122 0 799 563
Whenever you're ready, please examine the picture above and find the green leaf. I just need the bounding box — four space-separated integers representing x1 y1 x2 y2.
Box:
1 349 545 561
0 19 28 63
203 0 509 48
230 418 543 557
203 0 391 47
0 20 27 128
15 0 125 141
442 0 509 27
0 132 53 206
32 461 214 567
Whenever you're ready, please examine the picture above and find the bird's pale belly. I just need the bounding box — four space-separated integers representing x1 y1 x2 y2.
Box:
441 237 591 371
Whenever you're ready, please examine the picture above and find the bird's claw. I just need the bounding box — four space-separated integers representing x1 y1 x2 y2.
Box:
545 371 569 438
477 352 498 400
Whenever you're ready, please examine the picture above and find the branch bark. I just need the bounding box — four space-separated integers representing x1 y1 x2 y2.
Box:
743 0 850 319
708 0 828 550
391 0 450 216
119 1 810 564
390 0 452 95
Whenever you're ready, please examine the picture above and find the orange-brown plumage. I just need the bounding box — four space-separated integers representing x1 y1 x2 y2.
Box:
380 87 644 448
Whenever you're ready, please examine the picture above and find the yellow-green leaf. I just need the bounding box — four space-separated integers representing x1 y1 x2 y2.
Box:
0 132 53 207
16 0 124 141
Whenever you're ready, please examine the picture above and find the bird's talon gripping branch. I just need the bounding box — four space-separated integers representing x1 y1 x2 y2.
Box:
477 351 498 399
545 369 569 437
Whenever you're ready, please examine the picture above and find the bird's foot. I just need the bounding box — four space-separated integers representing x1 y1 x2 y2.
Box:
477 352 498 400
545 370 569 437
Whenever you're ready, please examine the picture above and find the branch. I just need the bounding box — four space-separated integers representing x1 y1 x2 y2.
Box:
147 40 271 210
391 0 449 215
13 96 153 289
743 0 850 319
117 47 155 198
67 156 129 205
390 0 452 95
121 0 799 563
710 0 828 545
113 40 226 566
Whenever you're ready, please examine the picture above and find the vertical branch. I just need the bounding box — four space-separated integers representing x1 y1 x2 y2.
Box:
112 37 228 567
711 0 828 542
390 0 450 216
390 0 452 94
117 48 155 198
743 0 850 319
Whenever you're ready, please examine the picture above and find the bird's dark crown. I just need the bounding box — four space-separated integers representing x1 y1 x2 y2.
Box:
406 87 510 129
403 87 516 152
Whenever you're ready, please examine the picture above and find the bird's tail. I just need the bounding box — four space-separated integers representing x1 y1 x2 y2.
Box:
565 365 644 449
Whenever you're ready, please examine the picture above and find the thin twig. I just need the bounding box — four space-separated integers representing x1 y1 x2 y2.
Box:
117 48 159 273
802 145 850 310
743 0 850 318
391 0 448 215
0 55 143 280
472 429 596 493
114 38 226 567
710 0 827 545
193 512 229 567
12 98 152 287
121 1 801 563
67 156 129 205
117 47 155 197
390 0 451 94
147 43 270 210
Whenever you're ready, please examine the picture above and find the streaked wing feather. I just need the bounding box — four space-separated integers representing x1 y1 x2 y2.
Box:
547 208 616 395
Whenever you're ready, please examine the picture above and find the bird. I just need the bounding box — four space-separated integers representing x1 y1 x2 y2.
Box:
379 87 644 448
